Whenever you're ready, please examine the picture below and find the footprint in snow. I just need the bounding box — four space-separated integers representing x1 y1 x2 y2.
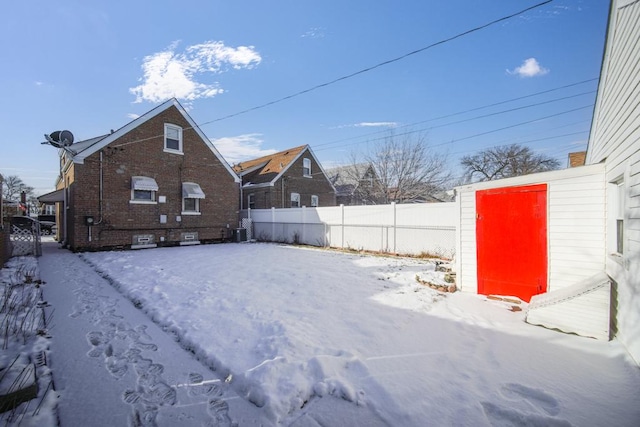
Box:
481 383 570 427
499 383 560 416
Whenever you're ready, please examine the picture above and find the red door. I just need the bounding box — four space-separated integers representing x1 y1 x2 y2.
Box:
476 184 547 302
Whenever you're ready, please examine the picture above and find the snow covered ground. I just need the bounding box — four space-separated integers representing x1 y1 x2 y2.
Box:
4 241 639 426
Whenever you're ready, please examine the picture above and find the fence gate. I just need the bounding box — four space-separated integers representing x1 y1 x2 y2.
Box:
10 222 42 257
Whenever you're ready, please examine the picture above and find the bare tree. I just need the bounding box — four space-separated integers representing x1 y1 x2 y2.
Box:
2 175 37 214
2 175 34 201
349 131 452 204
460 144 560 183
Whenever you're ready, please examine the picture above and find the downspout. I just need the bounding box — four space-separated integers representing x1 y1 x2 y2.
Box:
94 150 104 225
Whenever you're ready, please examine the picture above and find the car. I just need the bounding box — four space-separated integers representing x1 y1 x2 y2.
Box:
39 221 57 235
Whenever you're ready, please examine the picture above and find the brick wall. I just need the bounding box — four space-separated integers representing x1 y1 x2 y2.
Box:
68 105 239 251
244 152 336 209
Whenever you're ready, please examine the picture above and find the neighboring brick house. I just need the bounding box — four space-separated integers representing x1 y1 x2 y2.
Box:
53 98 240 251
233 145 336 209
326 163 383 205
567 151 586 168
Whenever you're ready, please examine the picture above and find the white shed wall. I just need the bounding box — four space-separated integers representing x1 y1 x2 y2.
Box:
455 164 606 296
586 0 640 363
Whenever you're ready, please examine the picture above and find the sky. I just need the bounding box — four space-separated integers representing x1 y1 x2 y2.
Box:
12 241 637 425
0 0 610 196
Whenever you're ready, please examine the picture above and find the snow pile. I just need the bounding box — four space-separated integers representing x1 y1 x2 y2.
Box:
77 243 640 425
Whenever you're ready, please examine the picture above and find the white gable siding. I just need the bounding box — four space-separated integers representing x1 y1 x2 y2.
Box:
586 0 640 364
455 164 606 296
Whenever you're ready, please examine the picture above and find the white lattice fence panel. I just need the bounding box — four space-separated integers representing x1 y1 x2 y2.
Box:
241 218 253 241
11 226 36 256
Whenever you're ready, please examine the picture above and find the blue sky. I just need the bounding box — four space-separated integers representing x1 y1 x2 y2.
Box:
1 0 609 195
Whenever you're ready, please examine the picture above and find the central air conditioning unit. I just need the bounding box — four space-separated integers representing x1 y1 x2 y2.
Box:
132 234 157 249
180 231 200 246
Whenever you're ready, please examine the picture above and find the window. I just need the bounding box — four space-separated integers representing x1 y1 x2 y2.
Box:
303 158 312 177
164 124 183 153
311 195 319 207
616 180 624 254
291 192 300 208
131 176 158 204
182 182 205 214
247 193 255 209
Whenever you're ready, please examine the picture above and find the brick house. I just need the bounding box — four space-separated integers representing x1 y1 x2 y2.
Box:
233 145 336 209
326 163 384 205
54 98 240 251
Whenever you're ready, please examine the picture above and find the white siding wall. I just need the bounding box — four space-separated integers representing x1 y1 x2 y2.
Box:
547 171 607 289
586 0 640 363
455 164 606 295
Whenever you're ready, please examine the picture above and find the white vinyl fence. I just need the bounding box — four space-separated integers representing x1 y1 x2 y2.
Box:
242 202 457 259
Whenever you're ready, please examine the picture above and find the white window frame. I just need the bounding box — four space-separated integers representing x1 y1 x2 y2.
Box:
181 182 204 215
311 195 319 207
303 158 312 177
247 193 255 210
131 189 156 203
164 123 183 154
615 180 624 255
182 198 201 215
291 192 300 208
130 176 158 205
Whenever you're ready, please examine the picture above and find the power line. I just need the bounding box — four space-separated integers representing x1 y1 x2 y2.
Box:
314 78 597 149
314 90 595 152
199 0 554 126
315 104 594 153
112 1 556 151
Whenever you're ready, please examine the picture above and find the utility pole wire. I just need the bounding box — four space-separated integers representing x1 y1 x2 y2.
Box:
112 0 554 150
199 0 554 126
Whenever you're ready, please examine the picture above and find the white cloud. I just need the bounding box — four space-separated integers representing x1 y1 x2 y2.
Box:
127 113 140 120
507 58 549 78
130 40 261 104
210 134 276 164
301 27 326 39
34 81 44 86
355 122 398 128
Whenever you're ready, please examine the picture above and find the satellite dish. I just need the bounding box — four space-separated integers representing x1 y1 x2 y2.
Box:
43 130 74 148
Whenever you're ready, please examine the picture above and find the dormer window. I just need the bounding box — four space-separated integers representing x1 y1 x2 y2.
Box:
164 124 183 153
303 158 312 177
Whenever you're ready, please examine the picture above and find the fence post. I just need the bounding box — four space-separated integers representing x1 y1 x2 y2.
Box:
340 204 345 249
392 202 397 253
271 207 276 241
301 206 306 244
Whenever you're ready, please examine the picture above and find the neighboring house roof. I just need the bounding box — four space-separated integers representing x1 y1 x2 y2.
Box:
64 98 240 183
567 151 586 168
37 189 65 203
233 145 334 190
326 164 375 197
